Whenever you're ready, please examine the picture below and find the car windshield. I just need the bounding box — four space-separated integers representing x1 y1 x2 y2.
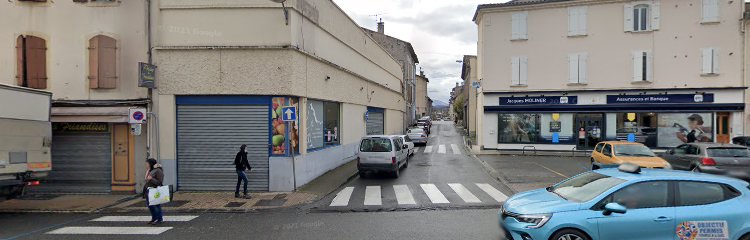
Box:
551 172 626 203
614 144 655 157
360 138 392 152
707 148 750 157
408 128 424 134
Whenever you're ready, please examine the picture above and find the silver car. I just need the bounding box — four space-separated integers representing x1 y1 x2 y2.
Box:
406 128 428 145
357 135 409 178
662 143 750 181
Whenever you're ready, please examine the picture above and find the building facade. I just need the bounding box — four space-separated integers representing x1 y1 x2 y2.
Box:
152 0 405 192
461 55 479 140
475 0 746 151
415 71 431 118
1 0 149 193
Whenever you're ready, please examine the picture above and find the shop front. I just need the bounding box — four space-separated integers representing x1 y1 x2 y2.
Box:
482 89 745 151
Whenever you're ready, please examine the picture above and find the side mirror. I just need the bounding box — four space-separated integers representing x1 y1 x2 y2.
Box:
603 202 627 216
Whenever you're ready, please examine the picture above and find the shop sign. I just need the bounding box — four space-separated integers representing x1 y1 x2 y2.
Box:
549 121 561 132
606 94 714 104
52 123 108 132
138 62 157 88
499 96 578 105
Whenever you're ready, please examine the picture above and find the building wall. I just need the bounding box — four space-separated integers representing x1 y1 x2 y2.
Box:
463 56 479 135
415 75 429 117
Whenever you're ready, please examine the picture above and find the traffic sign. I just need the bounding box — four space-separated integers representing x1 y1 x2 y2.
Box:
281 106 297 122
129 108 147 124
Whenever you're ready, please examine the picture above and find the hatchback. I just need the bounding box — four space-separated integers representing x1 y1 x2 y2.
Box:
406 128 428 145
662 143 750 181
357 135 409 178
591 141 671 170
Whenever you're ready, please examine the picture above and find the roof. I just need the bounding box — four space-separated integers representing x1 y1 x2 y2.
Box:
473 0 573 21
597 168 749 186
361 28 420 64
362 135 397 139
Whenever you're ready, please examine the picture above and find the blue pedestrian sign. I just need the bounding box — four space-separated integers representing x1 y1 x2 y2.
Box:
281 106 297 122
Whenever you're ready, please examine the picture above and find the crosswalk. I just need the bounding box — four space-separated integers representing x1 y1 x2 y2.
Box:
414 144 462 155
327 183 508 208
46 215 199 235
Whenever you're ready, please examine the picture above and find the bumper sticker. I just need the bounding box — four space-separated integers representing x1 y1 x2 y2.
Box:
677 221 729 240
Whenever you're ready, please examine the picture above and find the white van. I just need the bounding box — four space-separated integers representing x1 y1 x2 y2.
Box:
357 135 409 178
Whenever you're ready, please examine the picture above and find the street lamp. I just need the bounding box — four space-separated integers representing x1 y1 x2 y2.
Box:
269 0 289 25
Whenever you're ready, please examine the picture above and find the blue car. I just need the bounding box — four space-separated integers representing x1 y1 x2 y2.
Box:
499 164 750 240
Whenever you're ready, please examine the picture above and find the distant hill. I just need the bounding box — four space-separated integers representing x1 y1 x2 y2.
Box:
432 100 449 108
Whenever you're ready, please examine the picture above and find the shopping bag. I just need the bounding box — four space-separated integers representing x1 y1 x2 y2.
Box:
147 185 171 206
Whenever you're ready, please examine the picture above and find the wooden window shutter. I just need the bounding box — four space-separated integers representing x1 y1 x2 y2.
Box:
16 36 25 86
88 36 99 88
24 36 47 89
89 35 117 89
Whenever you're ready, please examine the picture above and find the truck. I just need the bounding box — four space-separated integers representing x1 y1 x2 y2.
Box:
0 84 52 198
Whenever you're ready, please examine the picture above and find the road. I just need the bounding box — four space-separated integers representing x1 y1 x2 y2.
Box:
0 121 511 240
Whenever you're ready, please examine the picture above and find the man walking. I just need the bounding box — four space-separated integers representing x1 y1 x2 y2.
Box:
234 144 251 199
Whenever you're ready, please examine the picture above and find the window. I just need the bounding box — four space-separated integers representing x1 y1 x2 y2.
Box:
89 35 118 89
614 144 655 157
498 114 540 143
701 48 719 75
677 181 738 206
633 5 649 31
551 172 626 203
605 181 670 209
625 3 660 32
616 112 657 147
706 148 750 157
511 56 528 85
15 35 47 89
360 138 392 152
568 53 588 84
568 6 587 36
594 143 604 153
674 145 688 154
702 0 719 23
511 12 528 40
602 144 612 156
394 139 402 151
632 50 652 82
686 145 699 155
307 100 340 149
403 136 412 143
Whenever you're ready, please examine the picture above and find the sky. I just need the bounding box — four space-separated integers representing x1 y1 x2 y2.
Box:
335 0 503 104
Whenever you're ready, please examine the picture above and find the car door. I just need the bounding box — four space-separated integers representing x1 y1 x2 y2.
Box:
394 138 405 165
592 143 604 162
403 136 414 155
595 181 675 240
600 143 615 164
669 145 690 170
674 181 743 240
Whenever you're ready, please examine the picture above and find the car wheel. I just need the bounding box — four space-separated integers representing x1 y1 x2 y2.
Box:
392 167 400 178
740 234 750 240
550 229 590 240
591 163 600 170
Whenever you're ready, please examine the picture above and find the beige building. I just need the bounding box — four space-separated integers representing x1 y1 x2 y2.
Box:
415 71 430 118
1 0 149 193
151 0 405 191
475 0 746 151
461 55 479 142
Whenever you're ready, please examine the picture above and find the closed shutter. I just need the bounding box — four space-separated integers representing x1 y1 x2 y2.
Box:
25 36 47 89
632 51 644 81
578 53 588 83
568 7 587 36
651 2 660 30
511 57 520 85
366 111 385 135
569 54 579 83
31 132 112 194
89 35 117 89
16 36 24 86
624 4 634 32
519 56 528 85
702 0 719 22
177 105 269 191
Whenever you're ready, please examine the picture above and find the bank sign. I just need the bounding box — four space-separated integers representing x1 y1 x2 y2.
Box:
499 96 578 105
607 94 714 104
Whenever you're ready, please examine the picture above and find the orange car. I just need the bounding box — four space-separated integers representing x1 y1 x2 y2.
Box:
590 141 671 169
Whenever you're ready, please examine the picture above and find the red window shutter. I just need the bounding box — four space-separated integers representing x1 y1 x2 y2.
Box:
24 36 47 89
88 36 99 88
16 36 25 86
98 35 117 89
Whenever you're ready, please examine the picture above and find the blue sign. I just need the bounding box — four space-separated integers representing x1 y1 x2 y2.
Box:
364 111 369 121
627 133 636 142
281 106 297 122
499 96 577 105
607 94 714 104
552 133 560 143
132 111 144 121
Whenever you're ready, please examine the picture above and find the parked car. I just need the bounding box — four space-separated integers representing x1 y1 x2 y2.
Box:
406 128 428 146
732 136 750 147
499 164 750 240
416 122 430 135
591 141 671 170
662 143 750 181
395 135 415 156
357 135 409 178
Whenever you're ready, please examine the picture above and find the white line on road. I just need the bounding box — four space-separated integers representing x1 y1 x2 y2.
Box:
330 187 354 206
448 183 481 203
47 227 173 235
420 184 449 204
438 145 446 154
424 146 433 153
476 183 508 203
91 216 199 222
451 144 461 154
364 186 382 206
393 185 416 205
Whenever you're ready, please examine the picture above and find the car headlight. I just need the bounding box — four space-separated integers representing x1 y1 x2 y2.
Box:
516 214 552 229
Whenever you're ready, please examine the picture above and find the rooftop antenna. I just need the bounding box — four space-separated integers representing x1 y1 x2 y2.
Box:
369 13 388 25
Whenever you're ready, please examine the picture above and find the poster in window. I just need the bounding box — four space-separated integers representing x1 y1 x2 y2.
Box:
270 97 299 155
498 114 541 143
657 113 713 148
307 100 325 149
549 121 561 132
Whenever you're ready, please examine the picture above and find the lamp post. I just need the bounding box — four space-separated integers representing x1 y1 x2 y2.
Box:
269 0 289 25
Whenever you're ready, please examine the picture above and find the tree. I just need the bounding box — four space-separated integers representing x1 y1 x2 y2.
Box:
452 95 465 120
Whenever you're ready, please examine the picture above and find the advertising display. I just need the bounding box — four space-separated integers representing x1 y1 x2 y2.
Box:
271 97 300 155
306 100 325 149
498 114 541 143
657 113 713 148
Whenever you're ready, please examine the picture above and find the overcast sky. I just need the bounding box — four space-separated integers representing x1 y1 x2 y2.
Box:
335 0 503 104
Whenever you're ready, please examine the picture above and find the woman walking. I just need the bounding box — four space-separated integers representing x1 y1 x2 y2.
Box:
144 158 164 225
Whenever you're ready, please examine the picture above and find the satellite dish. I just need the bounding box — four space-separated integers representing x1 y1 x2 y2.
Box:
269 0 286 3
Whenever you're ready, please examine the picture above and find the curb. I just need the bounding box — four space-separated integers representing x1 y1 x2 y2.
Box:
0 194 140 214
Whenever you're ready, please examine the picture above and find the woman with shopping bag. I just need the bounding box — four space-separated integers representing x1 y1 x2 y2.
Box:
144 158 165 225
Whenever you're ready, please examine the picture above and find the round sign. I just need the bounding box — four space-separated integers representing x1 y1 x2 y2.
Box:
132 111 144 121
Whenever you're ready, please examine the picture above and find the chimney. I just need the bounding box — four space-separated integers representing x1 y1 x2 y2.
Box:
377 19 384 34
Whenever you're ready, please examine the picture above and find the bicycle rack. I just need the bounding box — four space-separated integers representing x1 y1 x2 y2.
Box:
522 146 537 156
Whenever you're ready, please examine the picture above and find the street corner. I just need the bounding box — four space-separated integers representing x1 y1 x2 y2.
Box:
105 191 318 213
477 154 591 193
0 194 134 213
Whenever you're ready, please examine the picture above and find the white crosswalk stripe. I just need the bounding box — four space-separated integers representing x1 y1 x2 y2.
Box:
451 144 461 154
424 146 433 153
330 187 354 206
364 186 382 205
91 216 199 222
437 145 446 154
393 185 416 205
420 184 449 204
47 215 200 235
327 183 507 207
476 183 509 202
448 183 481 203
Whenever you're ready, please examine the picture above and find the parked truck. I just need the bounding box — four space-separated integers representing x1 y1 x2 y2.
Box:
0 84 52 198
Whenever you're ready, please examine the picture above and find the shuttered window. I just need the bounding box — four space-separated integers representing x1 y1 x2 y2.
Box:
625 3 659 32
511 56 528 86
568 6 587 36
701 48 719 75
89 35 118 89
15 35 47 89
511 12 528 40
702 0 719 23
569 53 588 84
632 50 653 82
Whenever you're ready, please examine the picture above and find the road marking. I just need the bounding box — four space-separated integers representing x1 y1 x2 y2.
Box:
451 144 461 154
531 162 569 178
420 184 449 204
47 227 173 235
476 183 508 202
424 146 433 153
330 187 354 206
448 183 481 203
364 186 382 206
91 216 198 222
438 145 446 154
393 185 416 205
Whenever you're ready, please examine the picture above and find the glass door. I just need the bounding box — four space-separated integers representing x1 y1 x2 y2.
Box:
575 113 604 149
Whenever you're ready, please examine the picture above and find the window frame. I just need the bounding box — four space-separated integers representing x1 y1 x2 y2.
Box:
675 181 740 207
633 4 650 32
307 99 342 151
602 144 613 156
593 180 675 211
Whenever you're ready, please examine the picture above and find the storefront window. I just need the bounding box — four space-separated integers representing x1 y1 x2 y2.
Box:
498 114 541 143
307 100 340 150
657 113 713 148
324 101 340 146
616 113 658 148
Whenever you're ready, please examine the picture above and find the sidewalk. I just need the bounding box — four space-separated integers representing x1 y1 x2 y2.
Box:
0 194 133 213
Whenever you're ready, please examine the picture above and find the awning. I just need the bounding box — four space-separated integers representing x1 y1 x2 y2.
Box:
51 106 133 123
484 103 745 113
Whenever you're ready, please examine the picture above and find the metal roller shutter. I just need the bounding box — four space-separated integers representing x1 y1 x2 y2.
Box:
366 112 385 135
177 105 269 191
31 132 112 194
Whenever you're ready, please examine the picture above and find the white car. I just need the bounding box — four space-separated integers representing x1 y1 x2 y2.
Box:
396 135 415 156
357 135 409 178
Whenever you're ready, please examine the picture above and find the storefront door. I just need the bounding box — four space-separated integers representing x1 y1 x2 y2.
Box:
716 113 730 143
575 114 604 149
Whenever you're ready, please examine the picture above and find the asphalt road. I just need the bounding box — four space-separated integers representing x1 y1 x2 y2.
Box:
478 155 591 193
1 121 511 240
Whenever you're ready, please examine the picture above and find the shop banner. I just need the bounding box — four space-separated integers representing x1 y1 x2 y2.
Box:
607 94 714 104
271 97 300 156
657 113 713 148
499 96 577 105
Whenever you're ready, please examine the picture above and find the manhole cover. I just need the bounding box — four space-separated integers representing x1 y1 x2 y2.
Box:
224 202 246 208
128 200 189 208
253 199 286 207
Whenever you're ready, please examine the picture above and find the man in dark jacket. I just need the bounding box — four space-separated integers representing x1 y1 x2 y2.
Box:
234 144 251 198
